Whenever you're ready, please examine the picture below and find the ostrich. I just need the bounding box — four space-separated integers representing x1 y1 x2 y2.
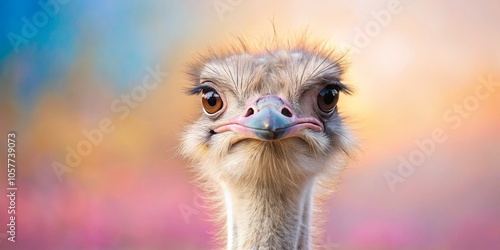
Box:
181 35 355 250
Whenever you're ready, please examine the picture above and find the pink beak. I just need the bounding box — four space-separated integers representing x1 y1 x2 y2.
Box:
214 95 323 140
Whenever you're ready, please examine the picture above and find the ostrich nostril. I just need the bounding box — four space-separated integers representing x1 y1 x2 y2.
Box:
244 107 254 117
281 107 293 117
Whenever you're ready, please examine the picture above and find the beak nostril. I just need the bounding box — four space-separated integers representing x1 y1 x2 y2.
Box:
281 107 293 117
244 108 254 117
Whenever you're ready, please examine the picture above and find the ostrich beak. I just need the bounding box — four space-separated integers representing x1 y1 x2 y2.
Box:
214 95 323 140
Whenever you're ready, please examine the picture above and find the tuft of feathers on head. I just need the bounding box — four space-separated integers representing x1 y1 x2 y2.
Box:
185 31 353 96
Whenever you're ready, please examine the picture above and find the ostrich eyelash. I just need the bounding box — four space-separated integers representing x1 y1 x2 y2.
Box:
186 85 215 96
316 79 353 95
330 81 352 95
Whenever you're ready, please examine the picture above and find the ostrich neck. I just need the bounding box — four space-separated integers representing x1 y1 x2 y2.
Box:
222 177 314 250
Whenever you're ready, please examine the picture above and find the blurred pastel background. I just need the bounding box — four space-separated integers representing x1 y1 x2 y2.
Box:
1 0 499 249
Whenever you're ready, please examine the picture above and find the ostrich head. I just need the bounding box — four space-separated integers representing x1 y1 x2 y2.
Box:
181 36 355 249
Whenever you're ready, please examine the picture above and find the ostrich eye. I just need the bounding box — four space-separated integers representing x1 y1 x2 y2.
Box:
202 88 223 114
317 85 339 113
